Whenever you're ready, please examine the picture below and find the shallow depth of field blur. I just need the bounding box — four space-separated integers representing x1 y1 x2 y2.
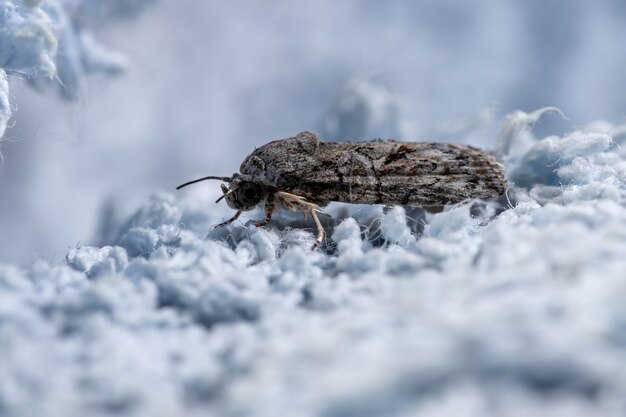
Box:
4 2 626 417
1 0 624 263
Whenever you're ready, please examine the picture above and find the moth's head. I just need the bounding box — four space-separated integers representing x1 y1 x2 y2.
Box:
176 173 267 211
222 175 267 211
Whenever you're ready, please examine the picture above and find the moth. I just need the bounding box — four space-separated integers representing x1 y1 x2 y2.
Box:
176 131 507 248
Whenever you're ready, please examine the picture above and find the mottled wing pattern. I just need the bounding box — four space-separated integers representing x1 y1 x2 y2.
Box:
240 132 507 206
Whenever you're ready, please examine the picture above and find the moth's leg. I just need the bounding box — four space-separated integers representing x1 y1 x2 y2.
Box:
217 210 242 227
310 209 325 249
255 197 276 228
275 191 331 217
275 191 328 249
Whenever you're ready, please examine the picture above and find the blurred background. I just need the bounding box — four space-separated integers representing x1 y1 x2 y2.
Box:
1 0 626 263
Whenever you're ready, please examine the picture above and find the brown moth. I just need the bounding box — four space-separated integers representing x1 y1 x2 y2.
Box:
176 131 507 248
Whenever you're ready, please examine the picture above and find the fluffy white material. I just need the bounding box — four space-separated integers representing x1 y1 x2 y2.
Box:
0 69 9 142
0 0 56 143
2 109 626 416
0 0 156 137
0 0 57 77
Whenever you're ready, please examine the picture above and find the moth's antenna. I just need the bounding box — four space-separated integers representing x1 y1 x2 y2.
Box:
176 176 232 190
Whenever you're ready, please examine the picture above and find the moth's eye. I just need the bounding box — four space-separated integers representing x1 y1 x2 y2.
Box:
236 182 263 207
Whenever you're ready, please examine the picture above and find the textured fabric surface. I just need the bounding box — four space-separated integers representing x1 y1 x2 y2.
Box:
0 0 155 126
2 109 626 416
3 2 626 416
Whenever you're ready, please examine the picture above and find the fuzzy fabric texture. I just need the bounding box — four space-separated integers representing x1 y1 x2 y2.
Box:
0 69 9 143
0 0 156 138
0 1 56 78
2 108 626 416
3 2 626 416
0 0 54 141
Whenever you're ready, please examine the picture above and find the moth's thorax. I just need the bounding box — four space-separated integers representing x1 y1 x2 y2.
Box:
239 132 320 183
239 155 267 179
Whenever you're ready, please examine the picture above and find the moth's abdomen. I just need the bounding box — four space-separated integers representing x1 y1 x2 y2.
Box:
240 132 507 206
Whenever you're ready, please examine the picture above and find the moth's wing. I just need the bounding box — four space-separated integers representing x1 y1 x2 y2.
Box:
366 142 508 205
242 136 507 206
288 141 506 206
